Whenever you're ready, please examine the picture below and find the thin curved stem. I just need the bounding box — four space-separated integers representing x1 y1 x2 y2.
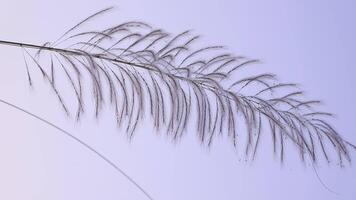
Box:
0 98 155 200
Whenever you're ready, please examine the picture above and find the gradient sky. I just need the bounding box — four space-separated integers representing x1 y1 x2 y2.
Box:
0 0 355 199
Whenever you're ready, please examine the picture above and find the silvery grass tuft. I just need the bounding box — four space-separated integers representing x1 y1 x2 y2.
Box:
1 6 354 165
0 6 354 200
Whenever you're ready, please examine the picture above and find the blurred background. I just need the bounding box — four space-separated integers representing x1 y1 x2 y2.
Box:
0 0 355 199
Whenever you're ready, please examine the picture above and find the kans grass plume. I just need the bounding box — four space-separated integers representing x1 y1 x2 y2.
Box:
0 7 354 167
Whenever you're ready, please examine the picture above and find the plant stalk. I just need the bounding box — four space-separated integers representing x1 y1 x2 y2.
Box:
0 39 154 71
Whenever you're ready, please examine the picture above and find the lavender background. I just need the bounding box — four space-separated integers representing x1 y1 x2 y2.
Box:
0 0 355 199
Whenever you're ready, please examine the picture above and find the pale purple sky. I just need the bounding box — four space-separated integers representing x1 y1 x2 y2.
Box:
0 0 355 199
